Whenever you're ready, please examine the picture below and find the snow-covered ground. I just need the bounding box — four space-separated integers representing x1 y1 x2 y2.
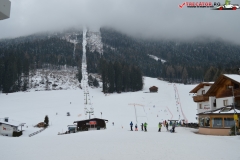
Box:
28 68 80 91
87 31 103 54
148 54 166 63
1 77 240 160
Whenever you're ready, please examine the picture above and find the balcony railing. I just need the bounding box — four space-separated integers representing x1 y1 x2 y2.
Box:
193 95 209 102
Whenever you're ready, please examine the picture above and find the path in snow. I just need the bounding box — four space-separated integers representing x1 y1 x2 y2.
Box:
174 84 188 123
82 27 94 119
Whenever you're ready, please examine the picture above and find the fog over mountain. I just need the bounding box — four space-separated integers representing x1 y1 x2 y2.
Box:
0 0 240 44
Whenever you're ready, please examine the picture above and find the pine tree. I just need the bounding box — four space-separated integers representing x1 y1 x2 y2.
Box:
101 59 108 93
108 62 115 93
114 62 122 93
44 115 49 126
0 58 3 91
76 68 82 83
93 78 99 87
88 75 94 86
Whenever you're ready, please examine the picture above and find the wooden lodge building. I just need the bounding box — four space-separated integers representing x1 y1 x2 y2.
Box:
73 118 108 131
190 74 240 135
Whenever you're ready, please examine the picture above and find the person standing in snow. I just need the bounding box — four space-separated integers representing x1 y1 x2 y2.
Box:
141 123 144 131
135 124 138 131
144 122 148 132
166 122 169 131
172 122 176 133
158 122 162 132
130 121 133 131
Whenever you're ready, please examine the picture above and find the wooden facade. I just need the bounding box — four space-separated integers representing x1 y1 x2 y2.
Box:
206 75 240 99
190 82 213 93
149 86 158 92
190 82 213 102
193 95 209 102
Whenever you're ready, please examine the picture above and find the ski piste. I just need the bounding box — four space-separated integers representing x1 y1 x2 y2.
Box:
82 27 94 118
173 84 188 123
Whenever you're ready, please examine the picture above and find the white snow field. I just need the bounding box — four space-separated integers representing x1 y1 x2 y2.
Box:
1 77 240 160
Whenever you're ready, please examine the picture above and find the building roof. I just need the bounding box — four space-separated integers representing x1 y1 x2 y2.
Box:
197 106 240 115
67 125 77 128
189 82 214 93
0 118 25 127
223 74 240 83
205 74 240 96
149 86 158 89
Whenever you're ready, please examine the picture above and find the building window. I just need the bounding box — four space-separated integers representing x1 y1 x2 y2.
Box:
199 104 202 109
223 100 228 106
212 118 222 127
199 118 204 127
234 83 239 89
213 99 216 107
224 118 235 128
202 90 205 95
204 117 210 127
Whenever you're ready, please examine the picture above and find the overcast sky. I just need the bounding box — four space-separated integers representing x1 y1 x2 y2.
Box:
0 0 240 43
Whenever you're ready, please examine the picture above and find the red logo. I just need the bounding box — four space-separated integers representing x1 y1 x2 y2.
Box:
179 2 186 8
89 121 96 125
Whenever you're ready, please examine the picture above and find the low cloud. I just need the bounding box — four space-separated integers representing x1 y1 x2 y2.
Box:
0 0 239 43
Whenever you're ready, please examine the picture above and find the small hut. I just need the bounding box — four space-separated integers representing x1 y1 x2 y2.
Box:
73 118 108 131
149 86 158 92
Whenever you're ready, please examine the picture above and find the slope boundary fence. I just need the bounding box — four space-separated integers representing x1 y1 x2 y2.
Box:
29 128 46 137
166 106 173 120
173 84 188 123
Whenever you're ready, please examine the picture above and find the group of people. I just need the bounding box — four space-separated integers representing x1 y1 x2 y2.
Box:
130 120 176 133
162 120 176 133
130 122 148 131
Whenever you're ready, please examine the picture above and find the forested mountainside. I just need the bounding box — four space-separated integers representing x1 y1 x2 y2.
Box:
92 28 240 83
0 30 83 93
1 27 240 93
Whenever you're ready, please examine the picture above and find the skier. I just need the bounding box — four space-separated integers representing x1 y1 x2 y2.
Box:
135 124 138 131
171 122 176 133
163 120 165 127
144 122 148 132
141 123 144 131
166 122 169 131
158 122 162 132
112 122 114 126
130 121 133 131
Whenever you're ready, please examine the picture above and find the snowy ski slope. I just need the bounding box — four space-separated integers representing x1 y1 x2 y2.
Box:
0 28 239 160
1 77 239 160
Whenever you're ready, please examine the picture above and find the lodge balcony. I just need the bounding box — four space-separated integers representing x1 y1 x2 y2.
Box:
193 95 209 102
